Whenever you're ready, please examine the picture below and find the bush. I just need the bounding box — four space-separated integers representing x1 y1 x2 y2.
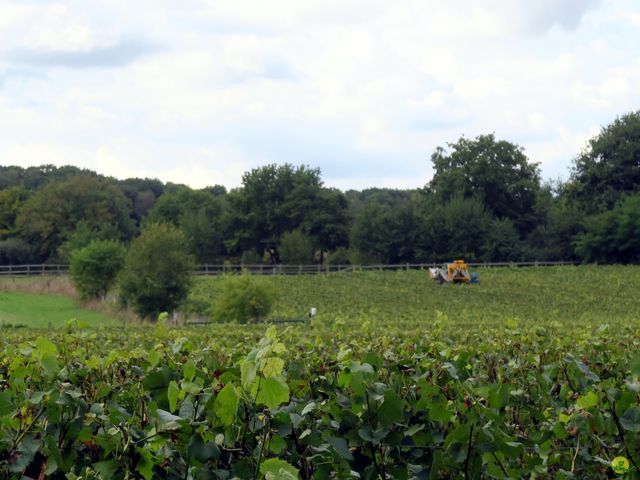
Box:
241 249 263 265
280 230 314 264
118 223 195 319
326 247 352 265
70 240 125 300
212 274 279 323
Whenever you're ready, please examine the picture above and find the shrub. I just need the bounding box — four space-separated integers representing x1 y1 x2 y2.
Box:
326 247 352 265
212 274 279 323
70 240 125 300
118 223 195 319
241 249 263 265
280 230 314 264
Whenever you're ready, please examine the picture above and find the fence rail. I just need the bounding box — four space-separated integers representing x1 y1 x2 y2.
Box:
0 261 581 277
0 264 68 276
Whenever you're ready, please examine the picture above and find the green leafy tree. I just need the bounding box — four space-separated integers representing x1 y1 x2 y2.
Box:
575 194 640 263
146 187 227 263
117 177 166 226
227 164 348 263
119 223 195 319
568 110 640 213
482 218 524 261
70 240 125 300
0 238 37 265
303 188 349 263
212 274 279 323
0 164 96 190
0 186 29 238
59 222 124 262
351 201 418 263
417 195 493 261
427 134 541 234
15 176 134 260
526 185 585 261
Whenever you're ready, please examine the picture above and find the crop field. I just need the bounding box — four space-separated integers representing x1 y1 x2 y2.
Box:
1 266 639 478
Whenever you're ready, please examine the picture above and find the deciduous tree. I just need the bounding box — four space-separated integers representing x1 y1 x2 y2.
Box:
118 223 195 319
568 110 640 213
427 134 540 234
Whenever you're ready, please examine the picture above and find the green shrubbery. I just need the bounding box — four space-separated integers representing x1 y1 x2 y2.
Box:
69 240 125 300
186 274 280 323
118 223 195 319
211 274 279 323
279 230 314 264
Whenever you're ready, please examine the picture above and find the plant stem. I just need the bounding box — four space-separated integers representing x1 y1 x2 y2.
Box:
464 425 474 479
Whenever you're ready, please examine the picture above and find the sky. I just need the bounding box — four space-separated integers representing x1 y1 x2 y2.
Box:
0 0 639 191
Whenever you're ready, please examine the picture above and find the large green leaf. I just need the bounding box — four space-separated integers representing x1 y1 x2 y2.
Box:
183 359 196 382
40 353 59 379
378 390 404 427
214 383 239 426
576 391 598 410
259 458 299 479
156 409 183 431
0 391 12 416
620 407 640 432
188 434 220 462
253 376 290 409
167 380 180 413
328 436 354 460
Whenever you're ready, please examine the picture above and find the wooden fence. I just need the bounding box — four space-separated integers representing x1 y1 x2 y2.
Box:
0 261 581 277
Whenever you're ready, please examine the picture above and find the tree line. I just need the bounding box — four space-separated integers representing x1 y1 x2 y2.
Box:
1 110 639 266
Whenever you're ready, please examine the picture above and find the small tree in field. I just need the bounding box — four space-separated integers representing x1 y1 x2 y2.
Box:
70 240 125 301
212 274 279 323
119 223 195 319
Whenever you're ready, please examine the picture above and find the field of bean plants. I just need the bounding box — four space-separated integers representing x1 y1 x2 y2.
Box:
1 266 639 479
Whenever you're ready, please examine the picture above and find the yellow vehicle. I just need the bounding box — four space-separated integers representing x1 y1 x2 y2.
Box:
429 260 477 284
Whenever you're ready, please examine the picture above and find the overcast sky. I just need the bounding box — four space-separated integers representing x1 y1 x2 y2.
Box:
1 1 639 190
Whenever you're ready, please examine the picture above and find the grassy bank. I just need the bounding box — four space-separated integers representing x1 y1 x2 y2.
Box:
0 290 118 328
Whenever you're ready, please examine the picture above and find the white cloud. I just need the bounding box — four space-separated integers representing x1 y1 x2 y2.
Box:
0 0 638 190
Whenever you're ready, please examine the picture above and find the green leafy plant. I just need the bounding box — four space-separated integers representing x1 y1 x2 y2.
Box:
211 274 279 323
69 239 125 300
279 230 314 265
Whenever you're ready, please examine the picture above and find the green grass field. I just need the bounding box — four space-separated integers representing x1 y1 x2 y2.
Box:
0 291 117 328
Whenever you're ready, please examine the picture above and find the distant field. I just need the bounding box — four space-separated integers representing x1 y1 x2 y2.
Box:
0 291 118 328
190 265 640 327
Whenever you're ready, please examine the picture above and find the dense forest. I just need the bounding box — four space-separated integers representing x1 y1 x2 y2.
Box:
1 110 639 266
